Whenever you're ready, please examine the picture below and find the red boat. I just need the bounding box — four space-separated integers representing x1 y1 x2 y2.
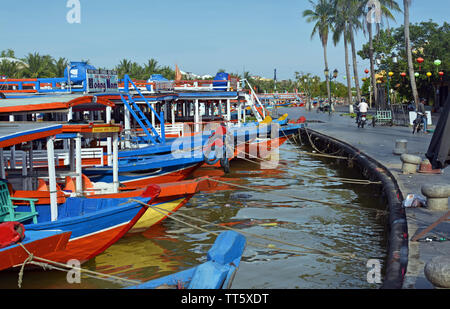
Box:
0 222 71 271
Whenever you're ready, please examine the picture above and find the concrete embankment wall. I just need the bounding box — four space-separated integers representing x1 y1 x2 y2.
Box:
294 127 409 289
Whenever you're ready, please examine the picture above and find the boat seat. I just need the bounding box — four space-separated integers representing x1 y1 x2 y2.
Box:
37 179 48 191
58 197 113 220
82 174 95 195
37 179 63 192
0 182 38 224
59 198 83 219
63 176 76 192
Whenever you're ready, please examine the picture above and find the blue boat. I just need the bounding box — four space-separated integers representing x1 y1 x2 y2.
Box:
125 230 246 289
82 150 206 189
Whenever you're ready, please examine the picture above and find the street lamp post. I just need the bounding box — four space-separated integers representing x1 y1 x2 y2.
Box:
303 78 310 111
324 68 338 115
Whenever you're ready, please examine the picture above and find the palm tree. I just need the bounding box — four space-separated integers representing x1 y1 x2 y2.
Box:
332 0 354 105
143 58 160 77
159 65 175 80
303 0 334 103
403 0 419 109
1 49 16 58
0 49 26 78
347 1 364 104
21 52 55 78
129 62 145 80
53 57 69 77
363 0 401 106
0 59 20 78
116 59 133 79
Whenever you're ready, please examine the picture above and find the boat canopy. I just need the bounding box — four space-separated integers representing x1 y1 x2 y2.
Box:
0 94 115 114
0 123 63 148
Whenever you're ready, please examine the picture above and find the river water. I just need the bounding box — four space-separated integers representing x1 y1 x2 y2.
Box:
0 140 387 289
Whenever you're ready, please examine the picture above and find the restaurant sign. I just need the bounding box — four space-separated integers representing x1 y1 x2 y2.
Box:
86 69 118 93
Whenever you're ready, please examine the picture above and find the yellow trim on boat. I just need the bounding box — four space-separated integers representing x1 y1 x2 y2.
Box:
131 197 187 232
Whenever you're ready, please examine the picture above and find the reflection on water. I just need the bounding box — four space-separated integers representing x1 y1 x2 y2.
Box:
0 141 387 289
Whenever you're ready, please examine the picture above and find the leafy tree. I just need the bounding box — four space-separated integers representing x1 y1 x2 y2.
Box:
359 21 449 105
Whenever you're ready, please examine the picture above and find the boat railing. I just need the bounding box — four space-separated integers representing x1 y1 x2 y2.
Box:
0 77 74 93
2 148 105 169
241 79 267 121
117 77 240 93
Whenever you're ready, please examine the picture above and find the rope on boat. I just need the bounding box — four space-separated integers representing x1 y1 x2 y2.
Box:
281 146 349 160
128 199 365 262
204 177 387 215
234 148 382 186
301 126 345 157
280 125 350 160
16 242 142 288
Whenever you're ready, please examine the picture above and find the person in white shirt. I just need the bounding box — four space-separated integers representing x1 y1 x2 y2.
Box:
356 98 369 123
358 98 369 113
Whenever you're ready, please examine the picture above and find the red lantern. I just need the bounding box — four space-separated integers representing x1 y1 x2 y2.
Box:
401 72 407 79
416 57 424 71
364 69 369 74
439 71 444 81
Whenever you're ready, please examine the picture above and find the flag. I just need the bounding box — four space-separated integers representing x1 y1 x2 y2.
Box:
175 64 182 81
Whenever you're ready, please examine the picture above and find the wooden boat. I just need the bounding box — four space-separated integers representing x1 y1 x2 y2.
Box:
82 152 205 189
0 224 71 271
10 185 160 264
0 122 161 264
124 230 246 289
4 124 218 236
84 177 219 233
92 224 182 279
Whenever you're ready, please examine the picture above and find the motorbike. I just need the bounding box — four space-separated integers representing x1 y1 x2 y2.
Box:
357 113 367 128
412 112 426 134
317 104 330 113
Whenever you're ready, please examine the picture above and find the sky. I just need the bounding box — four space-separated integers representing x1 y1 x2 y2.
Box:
1 0 449 82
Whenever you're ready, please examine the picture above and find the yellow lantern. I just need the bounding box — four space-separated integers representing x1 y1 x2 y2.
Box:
426 72 432 77
388 72 394 77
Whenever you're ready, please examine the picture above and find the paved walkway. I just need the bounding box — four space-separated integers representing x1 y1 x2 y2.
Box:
276 106 450 289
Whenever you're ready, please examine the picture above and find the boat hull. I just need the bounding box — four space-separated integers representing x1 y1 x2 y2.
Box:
84 162 203 189
130 195 193 233
20 197 151 264
125 231 246 289
0 230 71 271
